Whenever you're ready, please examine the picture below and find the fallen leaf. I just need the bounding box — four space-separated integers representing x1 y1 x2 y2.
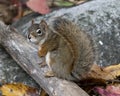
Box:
26 0 50 14
95 85 120 96
0 83 39 96
53 0 74 7
88 64 120 80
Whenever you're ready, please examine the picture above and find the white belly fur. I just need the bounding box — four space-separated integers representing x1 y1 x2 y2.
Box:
45 52 52 71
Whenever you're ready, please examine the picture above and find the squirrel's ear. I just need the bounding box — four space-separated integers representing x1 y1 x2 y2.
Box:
39 20 48 30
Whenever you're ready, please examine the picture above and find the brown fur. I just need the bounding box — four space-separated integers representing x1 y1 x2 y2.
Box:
28 18 96 81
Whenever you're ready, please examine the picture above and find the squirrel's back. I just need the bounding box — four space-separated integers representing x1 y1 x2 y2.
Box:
52 18 95 79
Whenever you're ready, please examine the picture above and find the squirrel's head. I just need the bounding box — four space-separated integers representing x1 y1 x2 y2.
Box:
28 19 49 44
28 19 59 56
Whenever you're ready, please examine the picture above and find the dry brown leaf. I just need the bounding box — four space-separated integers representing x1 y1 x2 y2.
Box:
103 64 120 80
88 64 120 80
80 64 120 95
88 64 110 80
0 83 40 96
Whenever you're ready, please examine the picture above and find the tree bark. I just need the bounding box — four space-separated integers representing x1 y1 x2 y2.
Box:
0 21 89 96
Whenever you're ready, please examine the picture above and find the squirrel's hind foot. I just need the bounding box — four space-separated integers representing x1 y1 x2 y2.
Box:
45 71 55 77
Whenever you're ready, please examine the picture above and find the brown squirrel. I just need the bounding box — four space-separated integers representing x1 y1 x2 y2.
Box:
28 17 96 82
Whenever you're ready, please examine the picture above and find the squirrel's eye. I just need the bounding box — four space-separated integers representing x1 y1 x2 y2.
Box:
36 29 42 36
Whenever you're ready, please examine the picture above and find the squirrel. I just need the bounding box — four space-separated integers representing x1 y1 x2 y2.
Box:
28 17 96 82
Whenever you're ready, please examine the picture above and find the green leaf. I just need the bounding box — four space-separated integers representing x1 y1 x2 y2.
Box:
54 0 74 7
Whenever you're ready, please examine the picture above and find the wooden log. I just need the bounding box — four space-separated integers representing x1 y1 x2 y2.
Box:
0 21 89 96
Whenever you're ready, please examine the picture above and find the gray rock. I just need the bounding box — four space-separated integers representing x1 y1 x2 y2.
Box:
0 0 120 85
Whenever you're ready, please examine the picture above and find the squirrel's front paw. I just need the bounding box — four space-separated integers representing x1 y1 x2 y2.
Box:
38 46 47 57
45 71 55 77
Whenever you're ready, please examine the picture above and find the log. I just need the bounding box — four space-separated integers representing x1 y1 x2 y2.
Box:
0 21 89 96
